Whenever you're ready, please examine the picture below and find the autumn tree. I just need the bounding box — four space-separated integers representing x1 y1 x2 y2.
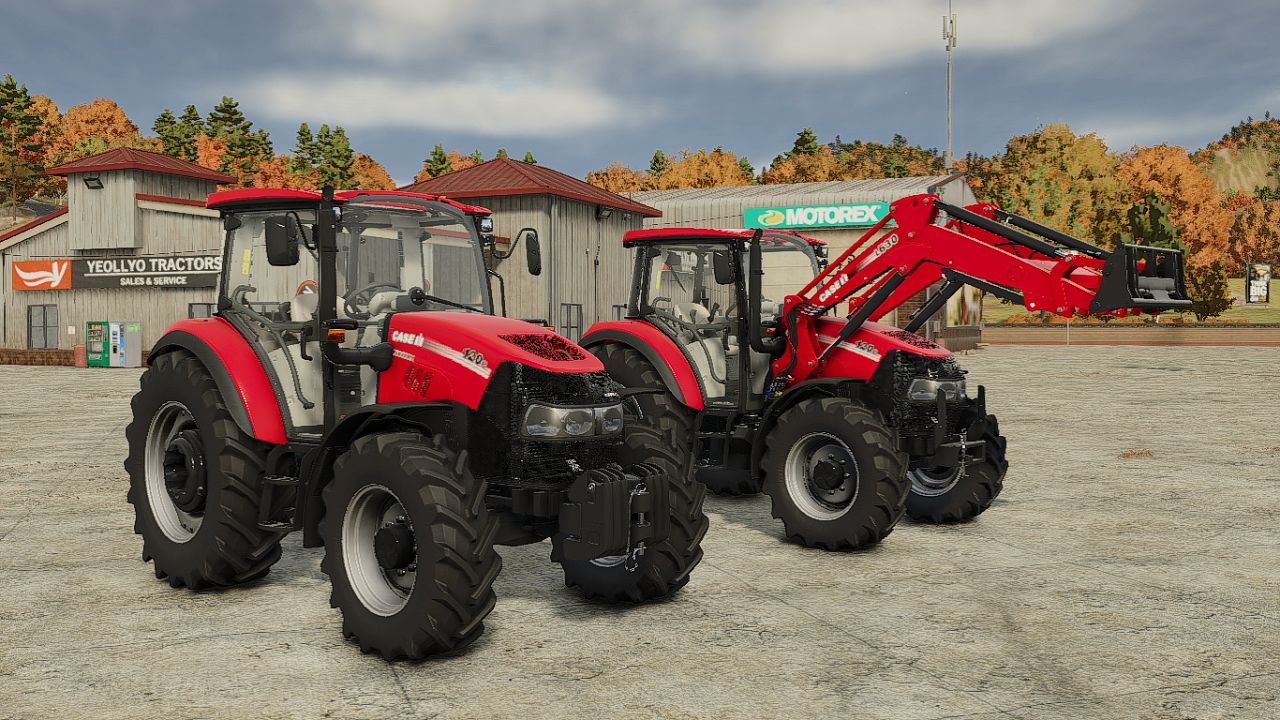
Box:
54 98 140 161
27 94 63 195
760 146 841 183
0 75 43 219
495 148 509 160
585 162 651 192
834 134 945 179
1185 261 1234 320
522 151 537 164
1228 200 1280 269
1122 192 1184 250
1117 144 1234 267
657 147 751 190
352 153 395 190
980 124 1129 249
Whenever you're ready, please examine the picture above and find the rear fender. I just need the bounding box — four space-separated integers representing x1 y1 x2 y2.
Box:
148 319 286 444
299 401 469 547
580 320 705 411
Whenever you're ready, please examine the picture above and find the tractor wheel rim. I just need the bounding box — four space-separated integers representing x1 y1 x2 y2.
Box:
909 465 964 497
343 484 415 617
784 432 860 521
144 401 205 543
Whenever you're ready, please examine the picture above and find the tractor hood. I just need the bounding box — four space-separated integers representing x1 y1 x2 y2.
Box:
386 312 605 375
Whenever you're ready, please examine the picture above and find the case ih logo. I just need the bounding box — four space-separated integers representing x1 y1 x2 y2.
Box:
11 260 71 290
391 330 426 347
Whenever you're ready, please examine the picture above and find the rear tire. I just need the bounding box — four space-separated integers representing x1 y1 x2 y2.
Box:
762 397 908 550
906 413 1008 523
556 415 708 602
124 350 284 589
321 432 500 660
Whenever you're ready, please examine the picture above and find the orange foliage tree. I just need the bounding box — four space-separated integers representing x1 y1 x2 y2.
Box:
352 153 395 190
54 98 140 161
1117 145 1234 267
27 95 64 194
1227 200 1280 269
760 147 842 183
657 148 751 189
585 162 651 192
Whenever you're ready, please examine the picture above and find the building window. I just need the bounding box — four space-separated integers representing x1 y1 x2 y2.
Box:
188 303 217 319
27 304 58 349
612 304 628 320
559 303 584 341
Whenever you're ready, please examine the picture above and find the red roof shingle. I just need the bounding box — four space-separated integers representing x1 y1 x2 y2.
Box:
400 158 660 218
45 147 234 185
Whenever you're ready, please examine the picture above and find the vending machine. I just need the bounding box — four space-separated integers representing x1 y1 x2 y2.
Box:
86 321 142 368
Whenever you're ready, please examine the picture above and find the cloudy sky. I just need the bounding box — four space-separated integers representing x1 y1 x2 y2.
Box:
3 0 1277 184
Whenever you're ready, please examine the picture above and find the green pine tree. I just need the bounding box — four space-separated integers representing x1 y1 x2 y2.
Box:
738 156 754 182
290 122 318 174
170 105 204 161
153 109 178 152
206 96 250 138
649 149 670 178
791 128 821 156
425 144 452 177
323 126 355 189
1121 192 1186 253
495 148 509 159
522 151 537 165
0 74 43 220
469 149 484 164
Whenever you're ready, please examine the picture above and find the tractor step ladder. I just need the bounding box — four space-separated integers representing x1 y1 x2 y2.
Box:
257 474 303 533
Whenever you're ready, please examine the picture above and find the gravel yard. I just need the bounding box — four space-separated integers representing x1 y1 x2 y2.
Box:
1 345 1277 720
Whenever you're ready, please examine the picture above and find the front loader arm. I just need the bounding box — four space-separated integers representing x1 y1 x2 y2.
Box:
772 193 1191 385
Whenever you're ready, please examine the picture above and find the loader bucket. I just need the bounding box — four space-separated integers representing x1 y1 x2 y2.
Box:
1088 243 1192 314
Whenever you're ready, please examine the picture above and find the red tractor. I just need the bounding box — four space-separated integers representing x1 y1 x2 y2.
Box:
582 194 1189 549
125 187 707 660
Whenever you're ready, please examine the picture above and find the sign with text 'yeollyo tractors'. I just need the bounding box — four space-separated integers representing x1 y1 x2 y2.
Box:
744 202 890 230
10 255 222 290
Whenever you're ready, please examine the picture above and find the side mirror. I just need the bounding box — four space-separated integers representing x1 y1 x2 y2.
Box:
264 216 299 266
522 228 542 276
712 250 737 285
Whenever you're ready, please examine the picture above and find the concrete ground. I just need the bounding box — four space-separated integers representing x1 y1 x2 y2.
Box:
1 346 1277 720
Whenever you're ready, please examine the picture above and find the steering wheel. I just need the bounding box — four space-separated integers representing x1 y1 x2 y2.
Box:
344 282 402 319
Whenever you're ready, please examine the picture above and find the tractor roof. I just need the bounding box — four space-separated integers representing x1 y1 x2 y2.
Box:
623 227 825 248
206 188 491 215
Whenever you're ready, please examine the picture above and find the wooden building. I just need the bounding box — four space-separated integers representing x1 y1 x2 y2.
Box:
0 148 230 352
402 159 660 340
620 175 985 350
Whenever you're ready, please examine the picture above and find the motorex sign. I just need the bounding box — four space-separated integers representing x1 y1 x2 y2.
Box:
744 202 889 230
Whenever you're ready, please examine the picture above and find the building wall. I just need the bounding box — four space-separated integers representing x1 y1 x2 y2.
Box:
1 201 221 350
458 194 643 338
67 169 139 250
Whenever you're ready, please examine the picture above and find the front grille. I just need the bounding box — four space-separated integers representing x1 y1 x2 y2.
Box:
471 362 622 489
892 353 967 439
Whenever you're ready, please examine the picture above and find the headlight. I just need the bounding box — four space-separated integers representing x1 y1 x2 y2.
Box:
522 403 625 439
907 378 966 402
477 217 494 234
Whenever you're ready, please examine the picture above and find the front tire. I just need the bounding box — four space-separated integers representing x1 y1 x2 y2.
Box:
556 417 708 602
762 397 908 550
906 413 1008 523
124 350 284 589
321 432 500 660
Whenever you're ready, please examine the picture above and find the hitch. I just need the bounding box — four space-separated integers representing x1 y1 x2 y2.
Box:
1090 244 1191 314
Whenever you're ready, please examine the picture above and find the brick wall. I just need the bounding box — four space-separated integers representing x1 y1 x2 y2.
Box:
0 348 75 366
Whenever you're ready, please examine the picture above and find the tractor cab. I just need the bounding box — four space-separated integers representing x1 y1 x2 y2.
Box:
625 228 824 411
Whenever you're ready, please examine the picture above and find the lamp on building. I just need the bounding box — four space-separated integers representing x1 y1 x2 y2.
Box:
596 205 613 221
83 176 104 190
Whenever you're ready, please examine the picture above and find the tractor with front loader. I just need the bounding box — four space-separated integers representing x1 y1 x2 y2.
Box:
581 194 1190 550
125 187 707 660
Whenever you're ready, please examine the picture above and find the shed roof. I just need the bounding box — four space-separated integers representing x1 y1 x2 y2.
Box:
401 158 661 218
625 176 962 204
45 147 235 185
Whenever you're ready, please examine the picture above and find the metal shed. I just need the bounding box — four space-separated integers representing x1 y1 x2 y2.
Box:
621 175 985 349
0 148 230 354
402 159 661 340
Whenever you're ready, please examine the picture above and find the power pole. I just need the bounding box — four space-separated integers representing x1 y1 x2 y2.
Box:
943 3 957 172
